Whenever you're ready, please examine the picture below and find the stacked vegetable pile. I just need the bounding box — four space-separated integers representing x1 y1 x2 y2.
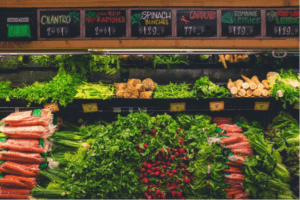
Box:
227 75 271 97
115 78 156 99
270 69 299 108
194 77 230 99
74 81 115 100
0 109 55 199
154 82 194 98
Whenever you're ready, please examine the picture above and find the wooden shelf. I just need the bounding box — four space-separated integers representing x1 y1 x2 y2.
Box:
1 0 299 8
0 39 298 51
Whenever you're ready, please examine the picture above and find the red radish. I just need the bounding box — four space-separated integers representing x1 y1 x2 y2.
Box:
152 130 157 134
147 196 152 199
151 172 155 176
176 179 181 184
155 190 161 195
171 191 177 196
157 166 160 170
147 164 152 169
181 198 185 199
174 149 178 152
185 172 190 176
161 149 165 154
175 152 180 157
170 186 175 190
144 178 149 183
171 148 175 151
139 149 143 153
160 174 164 178
152 160 156 163
159 156 163 161
144 173 147 177
139 174 143 179
170 156 175 160
157 195 161 199
166 184 170 187
185 142 189 145
162 165 166 169
155 171 160 176
144 192 148 197
153 135 155 138
176 133 179 136
147 170 151 174
155 161 160 166
147 189 151 193
162 161 166 165
179 148 185 153
177 191 182 197
179 127 182 130
160 170 164 174
181 168 185 171
166 171 170 174
143 162 148 167
182 175 185 178
167 149 171 153
172 169 177 174
162 195 166 199
169 173 174 177
138 144 140 147
152 167 156 171
184 178 191 184
184 165 188 169
165 156 169 160
167 162 171 166
190 175 194 179
183 156 188 160
144 144 148 148
177 184 181 189
142 168 146 172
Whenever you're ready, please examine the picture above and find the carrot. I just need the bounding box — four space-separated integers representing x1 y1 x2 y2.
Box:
0 166 18 175
224 166 242 173
0 179 30 189
0 193 27 199
5 175 36 186
227 190 244 196
0 187 30 195
225 142 251 149
2 163 36 177
220 137 242 145
231 148 253 155
224 173 245 181
0 144 44 153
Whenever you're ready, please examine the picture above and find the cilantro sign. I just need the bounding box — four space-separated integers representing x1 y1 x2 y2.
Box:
266 10 299 37
221 10 261 37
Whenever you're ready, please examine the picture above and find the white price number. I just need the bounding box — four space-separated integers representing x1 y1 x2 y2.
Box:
274 26 292 36
138 26 163 36
95 26 116 36
184 26 196 36
47 27 69 37
229 26 247 36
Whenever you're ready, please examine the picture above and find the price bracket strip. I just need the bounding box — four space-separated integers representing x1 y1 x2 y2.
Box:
254 102 270 111
131 10 172 37
170 102 186 112
129 107 134 113
82 103 98 113
14 107 19 113
221 10 261 37
266 10 299 37
177 10 217 37
44 103 60 112
293 102 299 110
113 107 122 113
209 101 225 111
85 10 126 38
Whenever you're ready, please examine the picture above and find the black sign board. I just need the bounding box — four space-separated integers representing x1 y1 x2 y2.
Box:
266 10 299 37
177 10 217 37
85 10 126 38
39 10 80 38
0 8 37 41
131 10 172 37
221 10 261 37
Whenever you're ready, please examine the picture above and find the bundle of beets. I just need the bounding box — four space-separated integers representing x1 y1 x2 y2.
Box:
0 109 54 199
214 117 253 199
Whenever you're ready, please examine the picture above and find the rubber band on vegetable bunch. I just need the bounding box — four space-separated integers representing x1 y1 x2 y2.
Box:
0 109 56 199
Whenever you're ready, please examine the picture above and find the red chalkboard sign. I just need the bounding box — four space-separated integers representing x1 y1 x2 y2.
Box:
266 10 299 37
85 10 126 38
177 10 217 37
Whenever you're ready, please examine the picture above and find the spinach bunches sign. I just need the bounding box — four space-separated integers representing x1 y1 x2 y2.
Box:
221 10 261 37
266 10 299 37
85 10 126 38
131 10 172 37
177 10 217 37
39 10 80 38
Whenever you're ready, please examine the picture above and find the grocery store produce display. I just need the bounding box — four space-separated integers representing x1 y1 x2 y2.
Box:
0 110 298 199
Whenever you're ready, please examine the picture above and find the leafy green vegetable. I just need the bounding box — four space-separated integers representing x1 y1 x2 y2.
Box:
154 82 195 98
194 77 230 99
75 82 115 99
0 81 12 101
29 55 52 66
153 55 188 69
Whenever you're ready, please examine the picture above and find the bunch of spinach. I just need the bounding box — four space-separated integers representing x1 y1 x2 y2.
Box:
29 55 53 66
193 77 230 99
154 82 195 98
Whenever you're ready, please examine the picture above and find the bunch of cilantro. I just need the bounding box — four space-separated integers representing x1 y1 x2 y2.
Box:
12 72 86 107
0 80 12 101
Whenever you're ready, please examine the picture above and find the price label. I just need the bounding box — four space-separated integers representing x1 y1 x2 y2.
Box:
113 107 121 113
254 102 270 111
129 107 133 113
209 101 225 111
228 25 254 36
143 107 147 112
293 103 299 110
44 103 60 112
82 103 98 113
170 102 186 112
15 107 19 113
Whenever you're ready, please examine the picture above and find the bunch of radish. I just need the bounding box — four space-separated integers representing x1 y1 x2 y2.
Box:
216 118 252 199
138 129 193 199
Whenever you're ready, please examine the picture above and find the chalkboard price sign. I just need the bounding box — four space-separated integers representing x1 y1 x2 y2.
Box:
131 10 172 37
221 10 261 37
266 10 299 37
85 10 126 38
39 10 80 38
177 10 217 37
